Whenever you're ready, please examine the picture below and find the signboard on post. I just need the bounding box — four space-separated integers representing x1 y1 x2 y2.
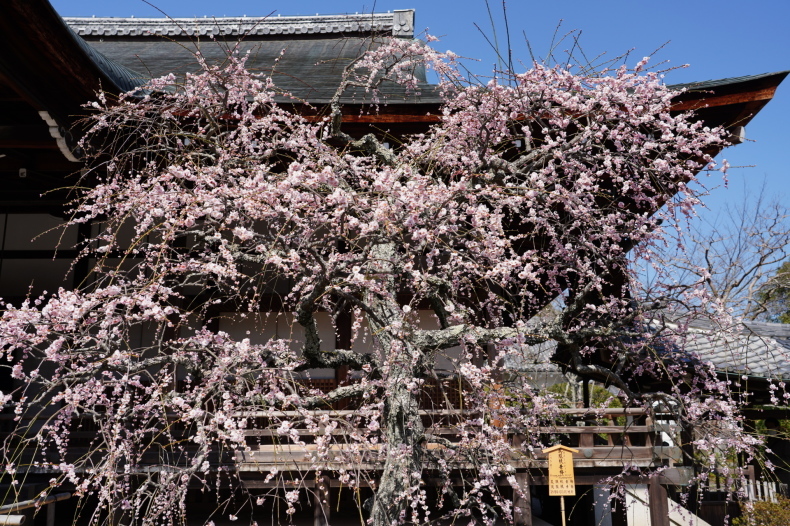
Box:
543 445 578 496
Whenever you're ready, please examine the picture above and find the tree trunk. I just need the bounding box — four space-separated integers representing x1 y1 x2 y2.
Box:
371 367 424 526
366 242 425 526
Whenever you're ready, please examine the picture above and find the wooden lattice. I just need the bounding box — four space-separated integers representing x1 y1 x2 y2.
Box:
420 377 465 411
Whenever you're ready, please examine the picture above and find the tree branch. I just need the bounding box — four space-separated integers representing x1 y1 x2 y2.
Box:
300 383 369 408
414 324 548 351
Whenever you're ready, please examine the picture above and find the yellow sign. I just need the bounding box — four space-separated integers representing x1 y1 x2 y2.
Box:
543 445 578 496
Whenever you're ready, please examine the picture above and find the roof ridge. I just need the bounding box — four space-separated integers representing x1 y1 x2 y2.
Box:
64 10 415 38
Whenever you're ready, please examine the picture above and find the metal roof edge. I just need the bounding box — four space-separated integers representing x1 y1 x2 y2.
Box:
668 70 790 92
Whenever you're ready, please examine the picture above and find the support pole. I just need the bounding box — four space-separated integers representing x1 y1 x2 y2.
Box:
560 496 566 526
46 500 55 526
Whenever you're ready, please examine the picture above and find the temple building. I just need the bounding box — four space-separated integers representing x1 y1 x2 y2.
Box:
0 1 787 525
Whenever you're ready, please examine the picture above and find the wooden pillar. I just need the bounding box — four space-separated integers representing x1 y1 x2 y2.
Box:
610 497 627 526
313 475 331 526
648 476 669 526
513 472 532 526
45 501 55 526
335 308 352 409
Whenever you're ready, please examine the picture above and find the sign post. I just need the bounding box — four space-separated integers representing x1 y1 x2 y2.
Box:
543 445 578 526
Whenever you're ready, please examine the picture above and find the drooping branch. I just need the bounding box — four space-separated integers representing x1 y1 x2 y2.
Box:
562 343 639 401
294 347 374 371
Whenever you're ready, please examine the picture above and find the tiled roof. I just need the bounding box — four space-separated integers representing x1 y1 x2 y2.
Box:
65 23 142 93
507 318 790 383
667 320 790 381
62 11 440 104
503 339 560 373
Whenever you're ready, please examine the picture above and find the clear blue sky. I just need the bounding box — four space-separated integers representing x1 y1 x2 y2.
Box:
51 0 789 222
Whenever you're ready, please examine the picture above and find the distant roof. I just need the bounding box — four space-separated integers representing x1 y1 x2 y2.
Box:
499 313 790 381
662 319 790 382
504 314 790 398
504 339 560 374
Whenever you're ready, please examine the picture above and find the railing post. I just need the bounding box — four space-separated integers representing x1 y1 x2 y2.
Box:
745 465 756 501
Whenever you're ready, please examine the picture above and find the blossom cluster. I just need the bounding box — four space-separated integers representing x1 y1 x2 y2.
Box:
0 38 749 526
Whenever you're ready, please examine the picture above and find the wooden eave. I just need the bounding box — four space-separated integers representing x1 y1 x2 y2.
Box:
285 71 788 140
0 0 143 212
0 0 139 128
670 71 789 131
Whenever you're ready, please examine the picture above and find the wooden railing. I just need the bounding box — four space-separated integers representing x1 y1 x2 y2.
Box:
0 407 682 473
232 407 681 470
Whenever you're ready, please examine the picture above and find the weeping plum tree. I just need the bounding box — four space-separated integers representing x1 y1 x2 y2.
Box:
0 37 752 525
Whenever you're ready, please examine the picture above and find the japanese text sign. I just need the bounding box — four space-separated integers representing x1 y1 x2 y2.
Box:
543 445 578 496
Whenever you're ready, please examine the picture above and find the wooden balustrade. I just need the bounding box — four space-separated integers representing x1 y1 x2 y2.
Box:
0 407 682 473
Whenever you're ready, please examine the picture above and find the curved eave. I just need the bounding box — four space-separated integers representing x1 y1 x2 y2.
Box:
0 0 145 207
0 0 142 129
670 70 789 130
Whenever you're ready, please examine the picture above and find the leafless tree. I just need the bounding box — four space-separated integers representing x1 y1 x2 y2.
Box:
642 184 790 321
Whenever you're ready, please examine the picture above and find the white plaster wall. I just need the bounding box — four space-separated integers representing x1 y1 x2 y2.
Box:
417 310 462 374
625 484 712 526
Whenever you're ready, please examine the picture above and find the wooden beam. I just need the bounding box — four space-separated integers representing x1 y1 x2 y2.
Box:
0 141 57 149
0 250 79 259
294 83 785 125
334 113 441 124
671 86 778 112
0 150 81 171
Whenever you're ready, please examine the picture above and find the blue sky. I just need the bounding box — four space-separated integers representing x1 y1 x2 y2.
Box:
51 0 789 223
